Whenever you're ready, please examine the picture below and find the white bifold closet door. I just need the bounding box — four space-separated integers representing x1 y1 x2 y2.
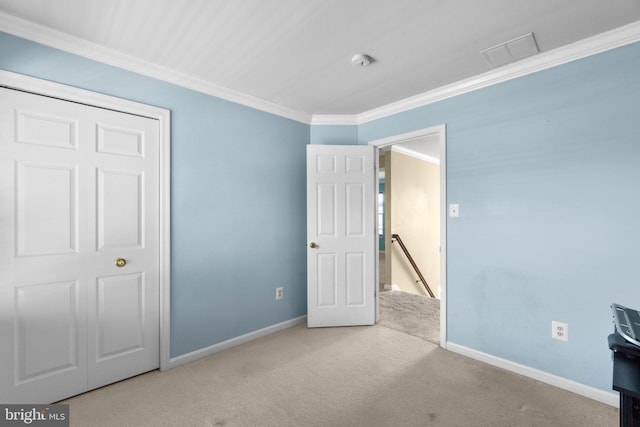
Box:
0 88 160 404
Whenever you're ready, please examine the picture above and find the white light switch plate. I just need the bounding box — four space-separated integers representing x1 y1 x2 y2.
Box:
449 203 459 218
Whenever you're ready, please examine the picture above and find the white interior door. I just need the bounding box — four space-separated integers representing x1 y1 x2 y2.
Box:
0 88 159 403
307 145 376 327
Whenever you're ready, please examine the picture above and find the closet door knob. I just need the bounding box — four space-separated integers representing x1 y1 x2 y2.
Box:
115 258 127 268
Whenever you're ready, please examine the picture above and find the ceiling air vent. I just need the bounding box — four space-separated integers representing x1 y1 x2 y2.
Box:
481 32 539 67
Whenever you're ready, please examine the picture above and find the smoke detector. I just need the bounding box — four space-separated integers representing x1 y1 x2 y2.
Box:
351 54 373 67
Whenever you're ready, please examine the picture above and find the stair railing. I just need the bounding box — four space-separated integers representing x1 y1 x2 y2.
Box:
390 233 435 298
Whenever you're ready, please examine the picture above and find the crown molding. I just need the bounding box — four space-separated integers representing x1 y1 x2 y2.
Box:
391 145 440 165
355 20 640 124
0 11 312 124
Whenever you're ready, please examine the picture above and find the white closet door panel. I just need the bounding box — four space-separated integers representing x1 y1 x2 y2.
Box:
96 122 144 157
96 273 145 359
15 108 79 150
97 169 144 249
1 86 160 404
86 106 159 389
0 88 88 404
16 280 81 381
16 162 79 256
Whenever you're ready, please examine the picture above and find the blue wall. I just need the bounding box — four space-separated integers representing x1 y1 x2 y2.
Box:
0 32 309 358
310 124 358 145
360 41 640 391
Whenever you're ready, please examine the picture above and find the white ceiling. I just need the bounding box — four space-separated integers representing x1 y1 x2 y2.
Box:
1 0 640 117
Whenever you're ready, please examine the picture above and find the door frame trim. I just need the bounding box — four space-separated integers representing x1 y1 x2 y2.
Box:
0 70 172 370
368 124 447 348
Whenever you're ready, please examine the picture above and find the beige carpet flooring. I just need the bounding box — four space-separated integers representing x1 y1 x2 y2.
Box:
378 290 440 344
61 324 618 427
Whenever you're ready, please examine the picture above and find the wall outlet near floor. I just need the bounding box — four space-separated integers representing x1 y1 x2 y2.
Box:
276 287 284 300
552 321 568 341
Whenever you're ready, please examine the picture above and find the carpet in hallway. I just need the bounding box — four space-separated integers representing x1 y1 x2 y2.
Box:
378 290 440 344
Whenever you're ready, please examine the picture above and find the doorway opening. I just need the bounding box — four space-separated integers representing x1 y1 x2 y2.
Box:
370 124 446 347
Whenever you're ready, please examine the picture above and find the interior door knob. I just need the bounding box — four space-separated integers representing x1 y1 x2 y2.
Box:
309 242 318 249
115 258 127 268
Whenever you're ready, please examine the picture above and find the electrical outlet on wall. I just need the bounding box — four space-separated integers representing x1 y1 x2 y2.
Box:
552 321 568 341
276 287 284 300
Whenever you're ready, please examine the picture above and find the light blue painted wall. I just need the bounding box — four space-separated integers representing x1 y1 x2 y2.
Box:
310 124 358 145
359 42 640 391
0 32 310 358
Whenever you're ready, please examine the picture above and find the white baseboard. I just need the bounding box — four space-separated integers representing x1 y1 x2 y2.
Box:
446 342 619 408
166 315 307 369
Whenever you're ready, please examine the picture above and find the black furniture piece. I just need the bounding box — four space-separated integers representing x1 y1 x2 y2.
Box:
610 344 640 426
610 303 640 427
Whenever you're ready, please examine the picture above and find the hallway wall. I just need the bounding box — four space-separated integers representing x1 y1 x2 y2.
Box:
388 150 440 297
